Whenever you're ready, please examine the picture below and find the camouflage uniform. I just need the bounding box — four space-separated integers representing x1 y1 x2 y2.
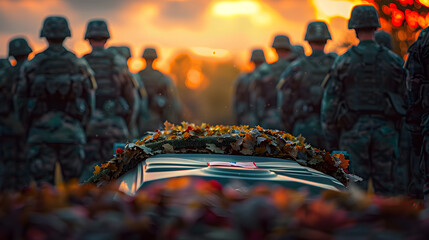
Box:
108 46 149 139
83 20 137 166
233 49 266 125
0 38 32 191
138 47 181 132
15 16 95 184
405 27 429 199
375 30 411 195
249 35 295 129
321 6 406 195
292 45 306 59
278 21 336 149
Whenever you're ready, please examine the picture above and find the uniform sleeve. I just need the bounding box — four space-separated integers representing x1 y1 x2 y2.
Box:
321 57 344 149
77 58 96 127
14 61 32 127
277 62 302 130
405 32 429 134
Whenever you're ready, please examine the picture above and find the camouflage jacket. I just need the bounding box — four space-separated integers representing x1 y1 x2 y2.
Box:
249 57 294 119
15 44 95 144
0 60 25 137
321 40 406 147
405 27 429 135
83 47 137 126
138 67 181 123
277 50 337 129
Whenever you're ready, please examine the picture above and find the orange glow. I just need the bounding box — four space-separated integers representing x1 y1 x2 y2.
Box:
129 58 144 73
211 1 260 17
419 0 429 7
185 69 204 90
190 47 230 58
405 9 420 28
311 0 369 22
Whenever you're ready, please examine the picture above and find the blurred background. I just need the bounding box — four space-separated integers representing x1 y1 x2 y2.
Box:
0 0 426 125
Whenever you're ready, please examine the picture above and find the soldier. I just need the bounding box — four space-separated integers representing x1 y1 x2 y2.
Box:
321 5 406 195
375 30 411 195
375 30 393 50
233 49 266 125
82 20 137 167
292 45 306 60
249 34 295 129
405 27 429 200
15 16 95 184
108 45 149 139
277 21 337 149
138 47 181 132
0 38 32 190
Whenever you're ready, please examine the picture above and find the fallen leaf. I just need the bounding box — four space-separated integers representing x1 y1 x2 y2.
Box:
206 144 225 154
240 148 253 155
162 144 175 153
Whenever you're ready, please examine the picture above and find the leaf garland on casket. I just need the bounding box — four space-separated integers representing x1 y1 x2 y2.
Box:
87 122 351 185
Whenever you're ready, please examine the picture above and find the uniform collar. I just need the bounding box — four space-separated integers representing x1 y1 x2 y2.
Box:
358 40 377 46
47 43 67 53
310 49 325 57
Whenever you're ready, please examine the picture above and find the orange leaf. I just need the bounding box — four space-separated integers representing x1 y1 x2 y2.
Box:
183 132 191 139
93 165 101 175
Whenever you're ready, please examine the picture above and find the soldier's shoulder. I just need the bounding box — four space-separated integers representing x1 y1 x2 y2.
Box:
382 47 404 66
330 50 351 69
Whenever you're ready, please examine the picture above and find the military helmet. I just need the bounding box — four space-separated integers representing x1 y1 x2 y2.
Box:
348 5 380 29
109 46 132 60
84 19 110 40
142 48 158 59
271 35 292 50
305 21 332 41
375 30 393 50
250 49 266 63
8 37 33 57
40 16 71 39
292 45 305 58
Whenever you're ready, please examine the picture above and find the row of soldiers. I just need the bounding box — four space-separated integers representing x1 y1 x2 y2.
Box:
234 5 416 197
0 16 181 190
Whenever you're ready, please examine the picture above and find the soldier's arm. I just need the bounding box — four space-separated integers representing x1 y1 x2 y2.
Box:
405 39 427 135
14 61 32 127
321 59 343 150
277 63 301 130
121 70 138 126
77 58 96 127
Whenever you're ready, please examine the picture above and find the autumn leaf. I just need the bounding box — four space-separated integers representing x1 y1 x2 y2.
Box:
240 148 253 155
297 134 306 145
93 165 101 175
334 153 349 170
183 132 191 139
255 146 267 154
164 121 174 131
206 144 225 154
163 143 175 153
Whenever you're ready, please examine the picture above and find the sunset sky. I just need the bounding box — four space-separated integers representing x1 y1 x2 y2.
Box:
0 0 369 73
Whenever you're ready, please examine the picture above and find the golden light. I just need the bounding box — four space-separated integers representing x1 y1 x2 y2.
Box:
311 0 369 22
129 57 145 73
211 0 260 17
185 69 204 90
190 47 230 58
420 0 429 7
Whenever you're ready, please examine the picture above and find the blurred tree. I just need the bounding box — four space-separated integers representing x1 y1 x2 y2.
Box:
368 0 429 57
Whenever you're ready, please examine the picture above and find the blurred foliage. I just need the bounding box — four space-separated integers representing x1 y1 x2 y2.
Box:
0 179 428 239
